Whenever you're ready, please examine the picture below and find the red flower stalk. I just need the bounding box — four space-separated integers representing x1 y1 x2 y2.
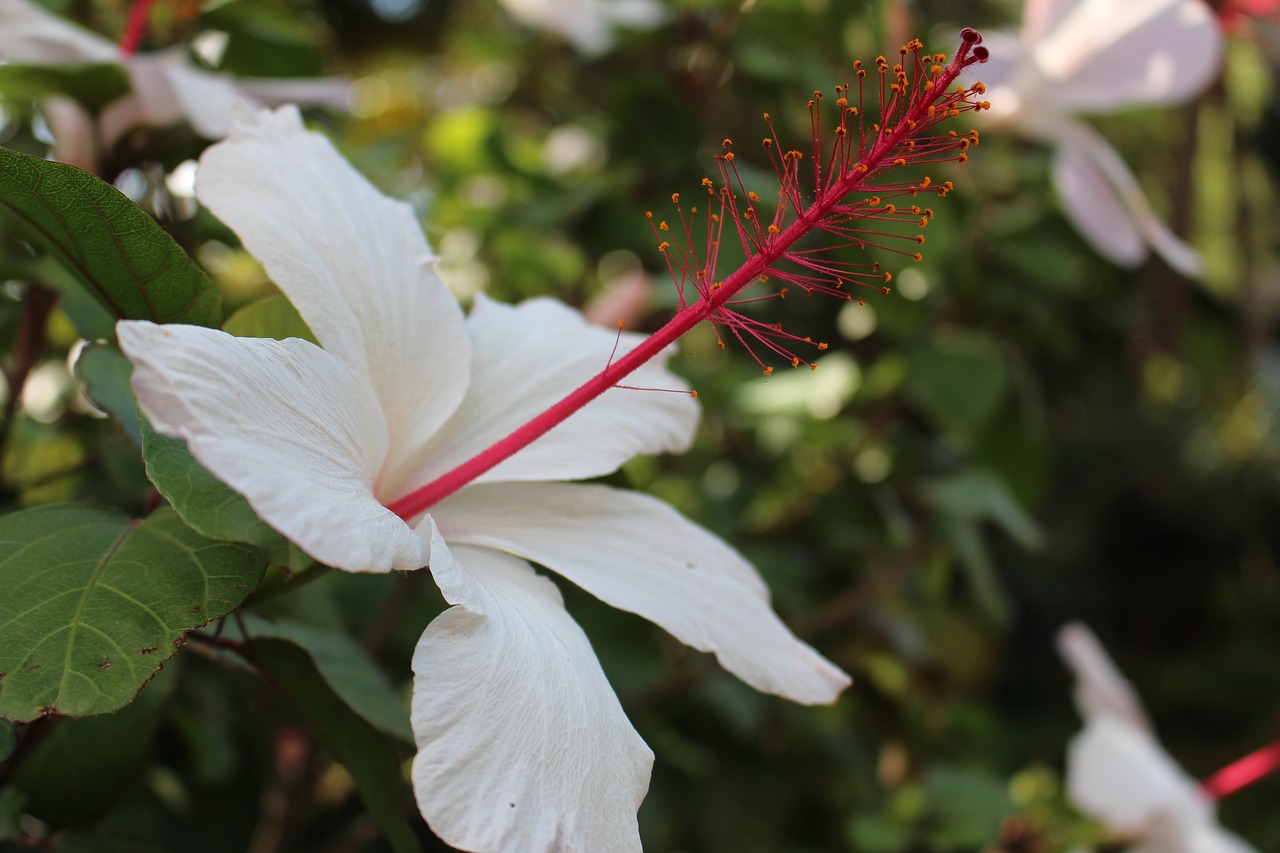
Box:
119 0 158 56
1202 739 1280 799
385 29 990 521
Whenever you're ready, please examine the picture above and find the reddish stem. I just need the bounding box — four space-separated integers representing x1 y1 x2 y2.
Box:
119 0 158 56
1202 740 1280 799
385 33 987 520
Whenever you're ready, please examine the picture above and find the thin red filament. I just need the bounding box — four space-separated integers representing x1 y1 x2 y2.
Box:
384 30 990 521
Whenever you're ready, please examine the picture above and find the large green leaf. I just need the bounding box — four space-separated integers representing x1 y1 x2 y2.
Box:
0 147 220 327
140 420 301 568
254 638 421 853
0 63 130 112
0 505 265 722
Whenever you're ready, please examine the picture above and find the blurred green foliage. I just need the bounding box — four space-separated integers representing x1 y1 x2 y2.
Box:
1 0 1279 850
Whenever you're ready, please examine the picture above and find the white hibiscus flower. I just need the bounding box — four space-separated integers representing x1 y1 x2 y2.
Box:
1058 622 1257 853
117 104 850 852
979 0 1223 276
0 0 348 171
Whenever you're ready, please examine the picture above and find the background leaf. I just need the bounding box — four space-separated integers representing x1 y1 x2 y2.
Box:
222 294 317 343
0 63 130 113
0 147 219 328
233 614 411 742
0 505 264 721
8 663 176 827
253 638 421 853
74 343 141 445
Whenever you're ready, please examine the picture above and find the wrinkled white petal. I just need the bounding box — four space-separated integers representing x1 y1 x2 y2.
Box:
1057 622 1151 732
118 321 427 573
430 481 851 704
413 526 651 852
1056 123 1202 276
0 0 118 64
1038 0 1222 113
196 105 471 485
1067 714 1212 836
385 295 698 498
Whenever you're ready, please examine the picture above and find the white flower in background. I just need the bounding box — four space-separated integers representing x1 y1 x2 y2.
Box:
1058 622 1257 853
0 0 348 171
117 104 850 852
499 0 667 54
979 0 1223 276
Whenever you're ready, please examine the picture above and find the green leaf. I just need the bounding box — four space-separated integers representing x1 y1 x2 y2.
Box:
140 419 297 567
925 765 1015 849
0 719 13 761
9 663 175 827
222 294 317 344
921 470 1043 550
0 63 131 112
73 343 141 445
0 505 265 721
236 615 411 742
253 638 421 853
904 334 1010 436
0 146 220 327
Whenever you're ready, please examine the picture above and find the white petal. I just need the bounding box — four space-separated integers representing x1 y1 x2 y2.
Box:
0 0 119 64
42 97 98 172
1021 0 1082 43
383 295 699 499
1037 0 1222 112
412 526 651 852
1055 124 1203 276
151 55 242 138
1057 622 1151 732
1052 135 1147 268
196 105 471 484
1066 714 1211 835
118 320 427 573
429 481 851 704
235 77 351 113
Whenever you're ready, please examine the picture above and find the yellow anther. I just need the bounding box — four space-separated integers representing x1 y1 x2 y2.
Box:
722 138 733 147
659 221 669 231
912 252 923 262
763 366 774 376
817 342 829 351
671 193 680 203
